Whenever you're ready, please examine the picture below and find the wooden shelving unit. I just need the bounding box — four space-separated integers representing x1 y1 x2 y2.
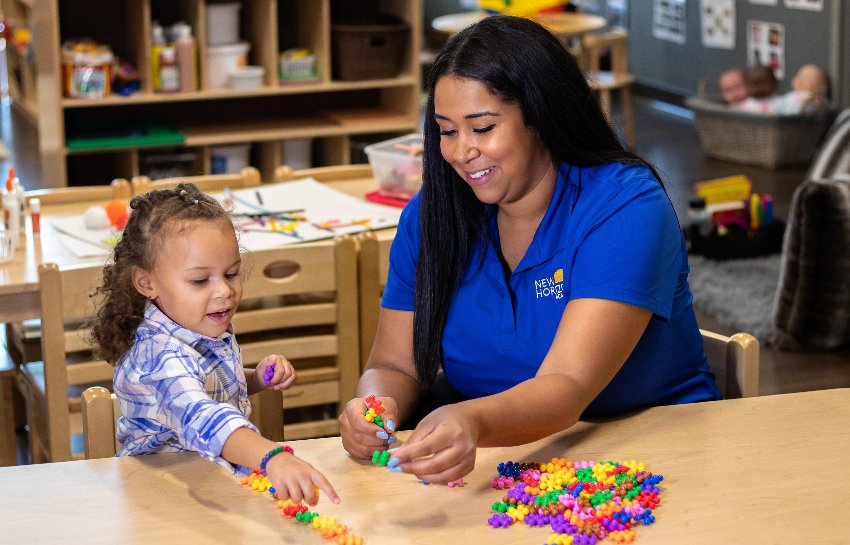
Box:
6 0 422 187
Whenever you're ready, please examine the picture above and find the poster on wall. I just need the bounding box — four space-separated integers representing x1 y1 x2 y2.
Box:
784 0 823 11
700 0 736 49
652 0 687 45
747 20 785 79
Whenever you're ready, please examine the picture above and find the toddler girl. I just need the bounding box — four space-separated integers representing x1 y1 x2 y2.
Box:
91 183 338 506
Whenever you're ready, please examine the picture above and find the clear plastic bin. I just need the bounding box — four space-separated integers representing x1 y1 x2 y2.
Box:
364 133 423 197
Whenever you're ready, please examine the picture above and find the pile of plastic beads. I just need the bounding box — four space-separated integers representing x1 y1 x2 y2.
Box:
239 470 365 544
363 394 385 427
262 364 275 385
487 458 663 544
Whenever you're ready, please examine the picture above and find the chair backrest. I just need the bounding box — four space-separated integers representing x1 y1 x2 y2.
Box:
582 27 630 78
28 262 114 461
806 108 850 181
81 386 120 459
274 164 373 184
131 166 261 195
233 237 360 440
24 178 131 206
357 233 393 371
700 329 760 398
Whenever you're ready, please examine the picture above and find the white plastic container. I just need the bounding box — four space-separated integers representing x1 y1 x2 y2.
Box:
211 143 251 174
227 65 265 89
364 133 424 197
206 2 242 45
204 42 250 89
281 138 313 170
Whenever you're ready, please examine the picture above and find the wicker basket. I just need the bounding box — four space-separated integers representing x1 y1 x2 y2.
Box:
686 95 834 169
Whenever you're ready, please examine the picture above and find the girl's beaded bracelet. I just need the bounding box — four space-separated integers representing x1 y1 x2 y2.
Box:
260 445 294 474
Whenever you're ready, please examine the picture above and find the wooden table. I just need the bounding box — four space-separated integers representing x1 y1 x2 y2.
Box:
0 176 386 324
0 389 846 544
432 11 607 39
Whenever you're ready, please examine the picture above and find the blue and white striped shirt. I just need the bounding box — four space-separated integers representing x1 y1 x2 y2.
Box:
114 302 257 475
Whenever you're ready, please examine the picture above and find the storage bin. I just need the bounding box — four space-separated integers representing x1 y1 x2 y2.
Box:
279 49 318 82
211 143 251 174
204 42 250 89
281 138 313 170
206 2 241 45
686 96 835 169
140 150 198 180
331 14 409 80
364 133 423 197
228 65 264 89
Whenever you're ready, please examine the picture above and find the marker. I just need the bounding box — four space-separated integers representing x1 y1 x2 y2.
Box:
761 193 773 225
255 190 264 205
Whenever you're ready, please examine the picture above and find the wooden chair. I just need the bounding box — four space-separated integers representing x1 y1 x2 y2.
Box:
81 386 120 459
6 178 132 368
22 178 131 206
234 237 360 440
16 262 114 462
0 347 24 466
700 329 760 399
581 27 636 150
131 166 261 195
274 163 373 184
357 233 393 372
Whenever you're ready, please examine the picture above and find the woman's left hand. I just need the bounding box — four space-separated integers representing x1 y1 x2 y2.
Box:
388 403 479 483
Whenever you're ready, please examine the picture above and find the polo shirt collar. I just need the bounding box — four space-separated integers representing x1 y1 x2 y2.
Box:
487 163 574 275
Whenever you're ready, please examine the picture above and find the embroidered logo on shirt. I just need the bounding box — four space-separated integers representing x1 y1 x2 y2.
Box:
535 268 564 300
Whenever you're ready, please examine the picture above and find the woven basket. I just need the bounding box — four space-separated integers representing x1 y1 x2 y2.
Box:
686 95 834 169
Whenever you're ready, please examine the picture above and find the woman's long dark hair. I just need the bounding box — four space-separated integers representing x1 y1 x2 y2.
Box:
413 15 660 392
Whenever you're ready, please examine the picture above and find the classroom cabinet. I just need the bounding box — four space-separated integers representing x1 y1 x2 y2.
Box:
5 0 422 187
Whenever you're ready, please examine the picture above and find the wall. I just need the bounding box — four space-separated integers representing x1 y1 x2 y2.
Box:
628 0 844 104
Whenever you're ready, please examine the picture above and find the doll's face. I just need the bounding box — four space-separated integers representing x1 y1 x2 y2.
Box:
719 70 747 104
792 65 828 96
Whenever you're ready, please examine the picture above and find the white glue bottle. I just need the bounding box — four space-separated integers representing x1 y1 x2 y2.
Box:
3 170 21 249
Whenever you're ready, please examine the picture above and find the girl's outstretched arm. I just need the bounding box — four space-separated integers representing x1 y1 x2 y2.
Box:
222 428 339 505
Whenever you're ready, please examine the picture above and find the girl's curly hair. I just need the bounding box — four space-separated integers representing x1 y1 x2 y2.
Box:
90 183 232 364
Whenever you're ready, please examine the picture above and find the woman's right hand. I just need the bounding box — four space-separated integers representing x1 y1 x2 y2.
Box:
265 451 339 506
338 396 399 460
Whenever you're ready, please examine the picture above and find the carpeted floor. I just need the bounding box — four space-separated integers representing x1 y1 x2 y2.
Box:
687 254 782 343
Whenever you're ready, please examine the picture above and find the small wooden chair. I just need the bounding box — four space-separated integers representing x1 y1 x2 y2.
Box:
700 329 760 398
16 262 114 462
6 178 132 368
234 237 360 440
0 347 23 466
274 164 373 184
131 166 261 195
81 386 120 459
22 178 131 206
357 233 393 372
582 27 636 150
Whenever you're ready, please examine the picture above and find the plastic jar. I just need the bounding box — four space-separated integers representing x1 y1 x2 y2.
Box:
62 41 114 98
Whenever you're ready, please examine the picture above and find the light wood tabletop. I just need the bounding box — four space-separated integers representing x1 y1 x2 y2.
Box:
0 176 390 323
432 11 607 38
1 388 847 544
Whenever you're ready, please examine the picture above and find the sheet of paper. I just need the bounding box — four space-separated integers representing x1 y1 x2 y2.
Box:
47 215 115 258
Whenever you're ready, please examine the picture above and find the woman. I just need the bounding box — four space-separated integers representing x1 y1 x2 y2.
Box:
339 15 720 483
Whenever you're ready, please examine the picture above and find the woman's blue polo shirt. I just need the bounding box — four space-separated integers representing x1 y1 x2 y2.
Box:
382 162 721 417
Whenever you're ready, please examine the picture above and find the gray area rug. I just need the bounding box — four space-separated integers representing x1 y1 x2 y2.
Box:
687 254 782 343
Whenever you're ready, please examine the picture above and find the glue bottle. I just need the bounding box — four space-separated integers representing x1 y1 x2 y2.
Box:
3 170 21 249
30 197 41 237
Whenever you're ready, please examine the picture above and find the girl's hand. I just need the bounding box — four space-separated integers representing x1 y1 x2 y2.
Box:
338 396 399 460
387 404 479 484
265 451 339 506
255 354 296 391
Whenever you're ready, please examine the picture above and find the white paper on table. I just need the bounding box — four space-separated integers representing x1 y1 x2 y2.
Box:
221 178 403 251
47 216 115 258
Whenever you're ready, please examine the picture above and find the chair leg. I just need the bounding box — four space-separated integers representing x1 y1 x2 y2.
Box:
599 89 612 123
621 86 636 150
0 375 18 466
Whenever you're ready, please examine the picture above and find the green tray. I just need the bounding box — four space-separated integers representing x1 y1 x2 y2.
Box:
66 122 185 151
